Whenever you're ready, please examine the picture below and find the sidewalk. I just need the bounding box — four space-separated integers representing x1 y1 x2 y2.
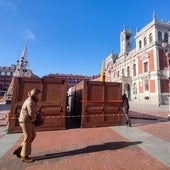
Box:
130 102 170 112
0 122 170 170
0 103 170 170
129 102 170 121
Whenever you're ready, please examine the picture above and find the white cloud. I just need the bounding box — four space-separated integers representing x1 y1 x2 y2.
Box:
7 1 17 12
24 29 37 41
0 1 17 12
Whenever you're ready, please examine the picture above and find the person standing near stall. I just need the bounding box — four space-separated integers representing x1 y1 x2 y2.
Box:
122 93 131 127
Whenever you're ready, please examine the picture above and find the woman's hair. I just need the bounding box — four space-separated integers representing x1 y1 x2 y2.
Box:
28 88 41 97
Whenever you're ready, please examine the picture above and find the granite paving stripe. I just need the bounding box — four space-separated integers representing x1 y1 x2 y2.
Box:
111 126 170 167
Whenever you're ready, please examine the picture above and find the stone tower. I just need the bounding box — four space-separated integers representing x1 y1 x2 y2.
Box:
120 27 132 54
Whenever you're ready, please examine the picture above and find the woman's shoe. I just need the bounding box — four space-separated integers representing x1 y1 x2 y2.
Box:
13 146 22 158
21 156 34 163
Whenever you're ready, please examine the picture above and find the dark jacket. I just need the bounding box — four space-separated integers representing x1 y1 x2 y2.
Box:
122 95 129 109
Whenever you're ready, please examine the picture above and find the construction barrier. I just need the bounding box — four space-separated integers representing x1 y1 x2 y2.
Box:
7 78 123 133
69 80 123 128
7 77 67 133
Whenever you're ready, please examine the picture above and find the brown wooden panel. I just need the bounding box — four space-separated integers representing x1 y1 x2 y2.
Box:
86 106 103 112
40 106 62 115
71 80 123 128
17 77 42 102
8 77 67 133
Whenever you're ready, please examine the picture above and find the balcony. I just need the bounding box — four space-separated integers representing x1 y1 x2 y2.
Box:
140 72 150 80
119 75 132 82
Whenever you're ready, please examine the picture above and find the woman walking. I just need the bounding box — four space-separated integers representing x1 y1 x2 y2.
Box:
13 88 41 163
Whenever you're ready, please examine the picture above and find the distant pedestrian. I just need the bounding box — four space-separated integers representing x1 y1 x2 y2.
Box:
13 88 41 163
122 93 131 127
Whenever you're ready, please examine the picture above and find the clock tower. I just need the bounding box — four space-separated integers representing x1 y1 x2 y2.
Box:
120 27 132 54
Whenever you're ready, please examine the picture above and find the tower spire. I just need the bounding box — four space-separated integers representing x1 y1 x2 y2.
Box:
13 43 31 77
4 43 32 102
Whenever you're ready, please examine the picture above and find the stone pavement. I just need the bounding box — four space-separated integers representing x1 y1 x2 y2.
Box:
0 103 170 170
129 102 170 121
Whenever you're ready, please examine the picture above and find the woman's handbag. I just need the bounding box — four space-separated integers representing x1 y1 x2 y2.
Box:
34 113 43 126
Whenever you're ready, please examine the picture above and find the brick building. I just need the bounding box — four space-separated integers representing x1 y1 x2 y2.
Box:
43 73 99 89
105 13 170 105
0 65 15 94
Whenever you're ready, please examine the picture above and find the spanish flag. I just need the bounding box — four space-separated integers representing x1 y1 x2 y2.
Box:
99 60 105 82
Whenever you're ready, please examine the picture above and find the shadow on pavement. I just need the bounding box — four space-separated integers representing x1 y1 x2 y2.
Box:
32 141 142 161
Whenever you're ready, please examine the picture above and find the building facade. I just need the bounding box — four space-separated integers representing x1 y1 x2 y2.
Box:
0 65 15 94
43 73 99 89
105 13 170 105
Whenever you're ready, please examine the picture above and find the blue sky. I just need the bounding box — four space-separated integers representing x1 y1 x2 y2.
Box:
0 0 170 77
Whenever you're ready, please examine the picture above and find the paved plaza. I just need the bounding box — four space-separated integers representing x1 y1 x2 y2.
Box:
0 103 170 170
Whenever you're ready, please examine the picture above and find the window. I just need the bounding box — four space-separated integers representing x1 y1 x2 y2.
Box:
145 96 149 100
133 83 137 94
144 80 149 91
7 72 11 76
143 62 148 72
164 33 168 42
133 64 136 76
113 72 115 78
158 31 162 41
1 71 5 76
117 71 119 77
127 66 130 77
144 37 147 46
122 69 124 77
149 33 153 43
139 40 142 48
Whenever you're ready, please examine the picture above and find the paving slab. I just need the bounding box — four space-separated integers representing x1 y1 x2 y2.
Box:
111 124 170 167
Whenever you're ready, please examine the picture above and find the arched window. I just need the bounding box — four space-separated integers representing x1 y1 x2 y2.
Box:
149 33 153 43
133 64 136 76
144 37 147 46
122 69 124 77
127 66 130 77
164 32 168 42
139 40 142 48
158 31 162 41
